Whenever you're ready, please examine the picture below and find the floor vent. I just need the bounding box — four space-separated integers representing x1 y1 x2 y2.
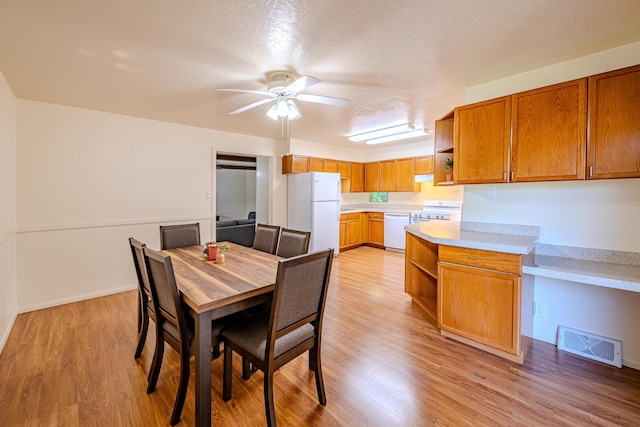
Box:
558 326 622 368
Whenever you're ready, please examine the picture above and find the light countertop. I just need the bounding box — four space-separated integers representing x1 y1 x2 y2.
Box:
405 221 539 255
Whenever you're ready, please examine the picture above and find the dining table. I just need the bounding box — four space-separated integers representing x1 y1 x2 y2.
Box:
162 244 281 427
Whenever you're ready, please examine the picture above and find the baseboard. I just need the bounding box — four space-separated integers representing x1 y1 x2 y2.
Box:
0 312 18 356
18 284 137 314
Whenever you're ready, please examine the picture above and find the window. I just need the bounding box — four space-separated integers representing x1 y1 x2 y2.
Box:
370 192 388 203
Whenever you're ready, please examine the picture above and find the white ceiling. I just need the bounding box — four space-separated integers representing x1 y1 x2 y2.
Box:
1 0 640 149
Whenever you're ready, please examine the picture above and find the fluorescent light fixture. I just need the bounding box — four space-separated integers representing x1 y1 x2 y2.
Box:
365 128 427 145
349 124 415 142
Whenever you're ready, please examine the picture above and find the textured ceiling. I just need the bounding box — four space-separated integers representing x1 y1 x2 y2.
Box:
1 0 640 149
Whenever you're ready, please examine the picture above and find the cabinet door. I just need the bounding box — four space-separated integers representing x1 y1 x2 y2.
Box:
414 155 434 174
281 154 309 174
454 96 511 184
350 162 364 192
395 158 419 192
346 219 361 246
339 220 347 248
309 157 324 172
378 160 396 191
364 162 379 192
511 79 587 182
587 64 640 179
338 161 351 178
438 262 521 355
324 159 338 173
368 214 384 246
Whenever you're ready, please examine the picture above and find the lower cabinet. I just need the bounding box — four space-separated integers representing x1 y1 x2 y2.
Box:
367 213 384 246
405 234 532 364
438 245 527 363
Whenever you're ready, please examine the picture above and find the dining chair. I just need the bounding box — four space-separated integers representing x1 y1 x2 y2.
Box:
159 223 201 250
222 248 335 427
129 238 156 360
253 223 281 255
142 247 241 426
276 228 311 258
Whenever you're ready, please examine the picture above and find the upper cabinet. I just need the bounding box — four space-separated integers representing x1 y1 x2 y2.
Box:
511 79 587 182
282 154 309 174
587 64 640 180
350 162 364 192
379 160 396 192
434 112 454 185
414 155 434 174
440 63 640 185
364 162 379 192
395 158 420 192
453 96 511 184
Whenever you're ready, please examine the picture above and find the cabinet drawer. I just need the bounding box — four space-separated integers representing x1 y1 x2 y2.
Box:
347 213 360 221
368 212 384 220
439 245 521 274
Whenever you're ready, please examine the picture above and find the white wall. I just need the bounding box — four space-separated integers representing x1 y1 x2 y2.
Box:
463 42 640 368
215 169 256 220
0 71 18 353
16 100 285 311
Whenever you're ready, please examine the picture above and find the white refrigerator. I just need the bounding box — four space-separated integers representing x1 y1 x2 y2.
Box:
287 172 341 255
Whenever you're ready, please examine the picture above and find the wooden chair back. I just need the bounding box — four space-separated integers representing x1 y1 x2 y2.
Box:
160 223 201 250
276 228 311 258
253 223 281 255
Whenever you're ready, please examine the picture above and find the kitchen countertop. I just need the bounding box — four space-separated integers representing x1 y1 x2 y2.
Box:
404 220 640 292
405 220 539 254
340 203 420 215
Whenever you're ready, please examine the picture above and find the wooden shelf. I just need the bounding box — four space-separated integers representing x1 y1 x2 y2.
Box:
409 259 438 280
437 146 454 154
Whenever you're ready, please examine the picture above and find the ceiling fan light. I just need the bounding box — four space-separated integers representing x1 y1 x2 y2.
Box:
287 101 301 120
276 100 289 117
266 104 279 120
365 128 427 145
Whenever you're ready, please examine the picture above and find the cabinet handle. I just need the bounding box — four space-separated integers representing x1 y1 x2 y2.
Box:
589 166 593 177
468 257 481 261
503 171 507 181
511 171 514 181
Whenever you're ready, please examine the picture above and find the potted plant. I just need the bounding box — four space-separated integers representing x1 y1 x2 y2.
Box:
215 242 230 263
443 158 454 181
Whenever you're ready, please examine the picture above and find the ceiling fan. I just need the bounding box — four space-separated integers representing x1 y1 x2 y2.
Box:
217 72 349 120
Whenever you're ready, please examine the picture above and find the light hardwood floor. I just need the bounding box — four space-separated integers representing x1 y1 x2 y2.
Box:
1 246 639 426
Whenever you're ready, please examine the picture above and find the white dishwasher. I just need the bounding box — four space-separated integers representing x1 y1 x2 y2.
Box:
383 213 410 252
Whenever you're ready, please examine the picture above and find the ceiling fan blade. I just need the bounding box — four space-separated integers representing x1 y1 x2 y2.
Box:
286 75 320 93
296 93 349 107
217 88 272 96
229 98 274 115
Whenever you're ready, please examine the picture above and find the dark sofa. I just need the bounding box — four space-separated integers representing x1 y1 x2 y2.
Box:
215 219 256 247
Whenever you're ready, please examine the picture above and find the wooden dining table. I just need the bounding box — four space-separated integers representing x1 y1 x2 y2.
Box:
162 244 281 427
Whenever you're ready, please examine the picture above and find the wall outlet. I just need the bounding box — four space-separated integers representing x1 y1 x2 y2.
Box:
206 189 212 199
534 302 548 318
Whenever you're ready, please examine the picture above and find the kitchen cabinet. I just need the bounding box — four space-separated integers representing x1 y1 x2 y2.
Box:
339 161 352 193
379 160 396 191
405 233 438 324
414 155 434 175
367 212 384 247
282 154 309 174
324 159 339 173
395 157 420 192
438 245 527 363
511 79 587 182
587 64 640 180
350 162 364 192
364 162 379 192
309 157 324 172
434 112 455 185
454 96 511 184
339 213 363 250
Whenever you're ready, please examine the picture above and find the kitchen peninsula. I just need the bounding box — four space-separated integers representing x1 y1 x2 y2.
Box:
405 220 640 364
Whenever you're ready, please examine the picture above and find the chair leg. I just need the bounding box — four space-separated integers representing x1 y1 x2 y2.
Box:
170 349 190 426
134 311 149 359
264 370 277 427
137 291 143 333
222 344 233 401
310 346 326 405
212 342 221 359
147 334 164 394
242 357 251 380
